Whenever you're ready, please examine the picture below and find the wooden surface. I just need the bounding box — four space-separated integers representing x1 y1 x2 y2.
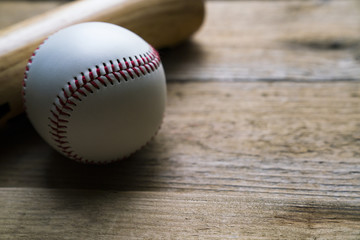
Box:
1 0 360 239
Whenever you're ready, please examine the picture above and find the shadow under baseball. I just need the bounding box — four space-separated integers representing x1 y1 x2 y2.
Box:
0 114 168 193
44 143 166 192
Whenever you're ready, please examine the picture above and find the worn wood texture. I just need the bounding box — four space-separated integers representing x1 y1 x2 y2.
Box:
1 82 359 195
163 0 360 81
1 189 359 239
0 82 359 238
0 0 360 239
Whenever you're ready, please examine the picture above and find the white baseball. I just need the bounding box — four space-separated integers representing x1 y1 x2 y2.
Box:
23 22 167 164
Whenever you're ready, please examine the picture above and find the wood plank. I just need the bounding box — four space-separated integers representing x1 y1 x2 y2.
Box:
0 1 359 238
0 82 359 200
162 0 360 81
0 188 359 239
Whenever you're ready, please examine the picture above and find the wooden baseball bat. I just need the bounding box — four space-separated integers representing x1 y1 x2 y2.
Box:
0 0 205 126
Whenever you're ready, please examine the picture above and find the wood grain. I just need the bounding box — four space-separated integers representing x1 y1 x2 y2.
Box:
163 0 360 81
0 188 359 239
0 0 359 239
1 82 359 199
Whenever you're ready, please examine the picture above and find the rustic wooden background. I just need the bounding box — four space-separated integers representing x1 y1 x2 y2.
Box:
1 0 360 239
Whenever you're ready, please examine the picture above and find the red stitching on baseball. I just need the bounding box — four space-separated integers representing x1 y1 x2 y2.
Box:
90 81 100 89
105 74 115 84
110 61 116 72
119 70 128 81
45 47 161 164
24 43 162 164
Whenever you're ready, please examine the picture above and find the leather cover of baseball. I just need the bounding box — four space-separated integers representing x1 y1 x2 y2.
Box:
23 22 167 164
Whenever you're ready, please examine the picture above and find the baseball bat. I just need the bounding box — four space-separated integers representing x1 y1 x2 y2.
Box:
0 0 205 126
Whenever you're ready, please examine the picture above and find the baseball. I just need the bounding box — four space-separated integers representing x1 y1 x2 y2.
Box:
23 22 167 164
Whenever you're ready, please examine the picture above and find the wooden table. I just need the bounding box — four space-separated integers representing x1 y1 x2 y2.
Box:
1 0 359 239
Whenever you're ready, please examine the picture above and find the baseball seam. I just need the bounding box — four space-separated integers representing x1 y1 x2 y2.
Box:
24 46 162 164
23 41 45 111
